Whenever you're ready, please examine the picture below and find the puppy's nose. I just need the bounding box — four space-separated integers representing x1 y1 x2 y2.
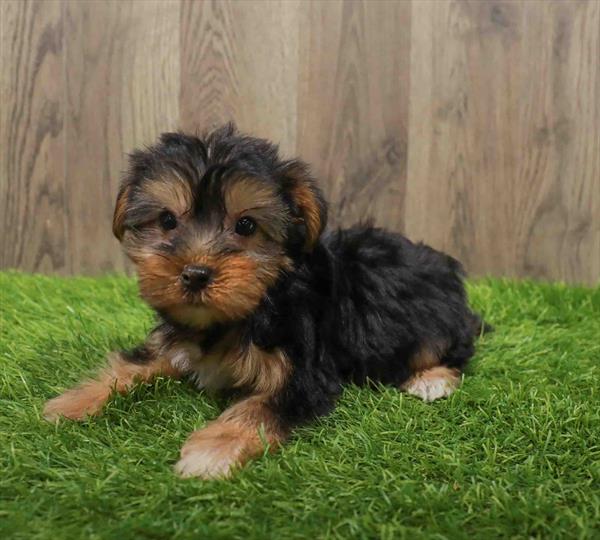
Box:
181 265 213 292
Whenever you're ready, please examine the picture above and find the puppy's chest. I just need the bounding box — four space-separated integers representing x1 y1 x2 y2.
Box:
168 340 238 391
166 335 290 395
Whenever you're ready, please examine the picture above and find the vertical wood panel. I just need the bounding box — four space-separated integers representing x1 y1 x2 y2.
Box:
180 0 300 156
296 0 412 229
1 0 67 273
405 0 482 271
405 0 600 283
64 0 180 274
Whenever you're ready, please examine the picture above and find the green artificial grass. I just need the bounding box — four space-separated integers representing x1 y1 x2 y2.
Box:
1 271 598 540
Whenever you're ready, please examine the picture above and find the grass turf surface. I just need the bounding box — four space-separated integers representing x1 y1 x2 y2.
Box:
0 271 599 540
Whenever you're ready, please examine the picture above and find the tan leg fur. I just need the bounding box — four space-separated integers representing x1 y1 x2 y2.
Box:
43 354 181 421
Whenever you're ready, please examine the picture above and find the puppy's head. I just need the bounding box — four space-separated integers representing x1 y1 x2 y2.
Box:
113 125 327 328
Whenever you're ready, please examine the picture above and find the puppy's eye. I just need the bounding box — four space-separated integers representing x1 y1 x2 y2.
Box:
235 216 257 236
159 211 177 231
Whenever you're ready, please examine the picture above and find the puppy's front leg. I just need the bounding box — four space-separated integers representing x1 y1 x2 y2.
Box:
43 347 182 422
175 395 288 479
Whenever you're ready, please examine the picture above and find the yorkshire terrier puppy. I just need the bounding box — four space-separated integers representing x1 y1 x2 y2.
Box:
44 124 488 479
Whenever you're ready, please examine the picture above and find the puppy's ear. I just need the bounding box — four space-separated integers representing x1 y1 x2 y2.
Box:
112 184 131 241
281 161 328 251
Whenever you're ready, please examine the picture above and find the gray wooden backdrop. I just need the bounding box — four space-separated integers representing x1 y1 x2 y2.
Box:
2 0 599 284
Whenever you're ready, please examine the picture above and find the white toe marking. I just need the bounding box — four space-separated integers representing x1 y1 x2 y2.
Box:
175 450 236 479
403 367 460 402
405 377 454 401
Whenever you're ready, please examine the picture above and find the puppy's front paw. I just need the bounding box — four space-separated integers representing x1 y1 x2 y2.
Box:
174 446 239 479
174 425 254 479
43 384 108 422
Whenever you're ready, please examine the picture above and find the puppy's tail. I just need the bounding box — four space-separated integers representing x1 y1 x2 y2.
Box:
469 312 494 337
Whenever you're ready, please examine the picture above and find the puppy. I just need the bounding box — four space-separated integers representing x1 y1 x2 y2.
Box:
44 124 488 479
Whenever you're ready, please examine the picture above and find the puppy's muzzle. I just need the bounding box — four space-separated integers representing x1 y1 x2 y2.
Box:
181 265 213 292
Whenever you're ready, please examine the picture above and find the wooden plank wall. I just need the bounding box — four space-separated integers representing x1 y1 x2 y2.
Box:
1 0 599 284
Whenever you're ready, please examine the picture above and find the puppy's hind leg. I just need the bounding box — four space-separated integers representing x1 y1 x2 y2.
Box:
400 344 463 402
401 366 461 402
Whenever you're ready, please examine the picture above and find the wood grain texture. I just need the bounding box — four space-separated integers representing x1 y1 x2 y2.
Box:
405 0 600 283
180 0 300 156
296 0 411 230
1 0 599 283
64 0 180 274
1 0 67 273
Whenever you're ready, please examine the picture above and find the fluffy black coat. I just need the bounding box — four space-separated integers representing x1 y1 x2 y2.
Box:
247 226 484 427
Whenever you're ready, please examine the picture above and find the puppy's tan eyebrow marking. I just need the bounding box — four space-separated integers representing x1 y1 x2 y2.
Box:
224 177 282 217
238 205 274 215
145 174 193 216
